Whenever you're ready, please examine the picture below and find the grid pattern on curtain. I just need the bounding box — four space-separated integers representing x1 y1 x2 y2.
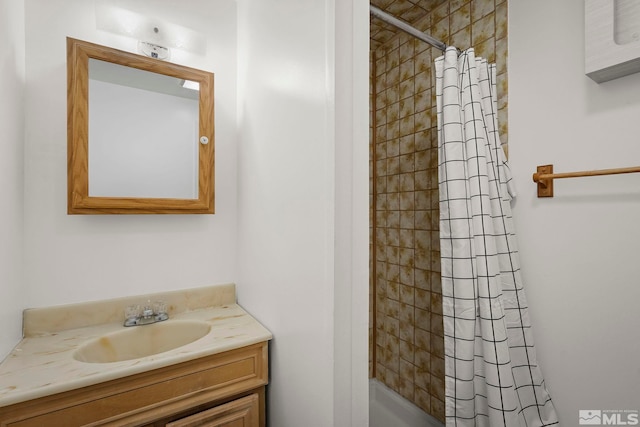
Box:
435 47 559 427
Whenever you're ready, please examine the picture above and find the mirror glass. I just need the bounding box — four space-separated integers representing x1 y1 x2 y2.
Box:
67 38 215 214
88 59 199 199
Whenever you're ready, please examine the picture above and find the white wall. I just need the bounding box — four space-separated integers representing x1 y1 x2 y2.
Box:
23 0 238 307
510 0 640 424
236 0 371 424
333 0 370 425
236 0 353 425
0 0 25 359
235 0 334 423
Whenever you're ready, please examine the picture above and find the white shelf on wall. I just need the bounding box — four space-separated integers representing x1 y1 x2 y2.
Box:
585 0 640 83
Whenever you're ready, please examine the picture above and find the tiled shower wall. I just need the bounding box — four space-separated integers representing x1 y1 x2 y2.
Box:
369 0 508 422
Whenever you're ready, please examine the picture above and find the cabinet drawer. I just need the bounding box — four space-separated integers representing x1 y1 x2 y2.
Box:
166 393 259 427
0 342 268 427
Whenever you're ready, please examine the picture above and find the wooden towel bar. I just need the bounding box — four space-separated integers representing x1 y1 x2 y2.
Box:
532 164 640 197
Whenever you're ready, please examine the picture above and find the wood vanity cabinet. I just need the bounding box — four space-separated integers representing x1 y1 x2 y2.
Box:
0 342 268 427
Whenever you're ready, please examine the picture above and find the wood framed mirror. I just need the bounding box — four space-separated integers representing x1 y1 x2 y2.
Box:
67 37 214 214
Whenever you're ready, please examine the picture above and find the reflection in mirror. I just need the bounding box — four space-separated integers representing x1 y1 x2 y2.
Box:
67 38 215 214
88 59 199 199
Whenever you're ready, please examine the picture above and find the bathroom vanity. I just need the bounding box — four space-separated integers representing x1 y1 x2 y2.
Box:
0 284 271 426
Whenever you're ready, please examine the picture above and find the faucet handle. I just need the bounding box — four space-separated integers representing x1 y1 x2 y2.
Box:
153 301 167 315
124 304 141 327
125 304 141 321
153 300 169 321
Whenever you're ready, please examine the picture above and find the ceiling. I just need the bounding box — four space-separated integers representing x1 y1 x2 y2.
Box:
370 0 447 50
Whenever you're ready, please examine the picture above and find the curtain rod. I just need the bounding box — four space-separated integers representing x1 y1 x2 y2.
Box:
533 164 640 197
369 4 448 52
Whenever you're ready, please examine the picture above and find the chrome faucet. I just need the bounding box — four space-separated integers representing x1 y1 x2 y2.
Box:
124 300 169 327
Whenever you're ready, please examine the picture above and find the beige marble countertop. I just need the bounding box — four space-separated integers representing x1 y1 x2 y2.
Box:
0 284 272 408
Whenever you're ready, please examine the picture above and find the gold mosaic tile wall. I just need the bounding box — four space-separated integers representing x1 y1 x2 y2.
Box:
369 0 508 422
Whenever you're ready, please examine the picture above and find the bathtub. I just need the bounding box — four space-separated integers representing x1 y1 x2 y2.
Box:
369 379 443 427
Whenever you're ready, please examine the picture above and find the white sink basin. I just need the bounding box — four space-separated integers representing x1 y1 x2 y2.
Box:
73 320 211 363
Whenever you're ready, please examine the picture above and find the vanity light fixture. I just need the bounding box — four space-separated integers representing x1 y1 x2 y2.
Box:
95 1 206 59
139 39 170 60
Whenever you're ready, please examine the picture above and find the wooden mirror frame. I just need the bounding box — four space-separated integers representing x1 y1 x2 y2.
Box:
67 38 215 214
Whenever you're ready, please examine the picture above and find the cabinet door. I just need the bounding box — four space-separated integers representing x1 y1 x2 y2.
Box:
166 393 259 427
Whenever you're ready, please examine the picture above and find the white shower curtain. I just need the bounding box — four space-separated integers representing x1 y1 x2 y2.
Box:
435 47 559 427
